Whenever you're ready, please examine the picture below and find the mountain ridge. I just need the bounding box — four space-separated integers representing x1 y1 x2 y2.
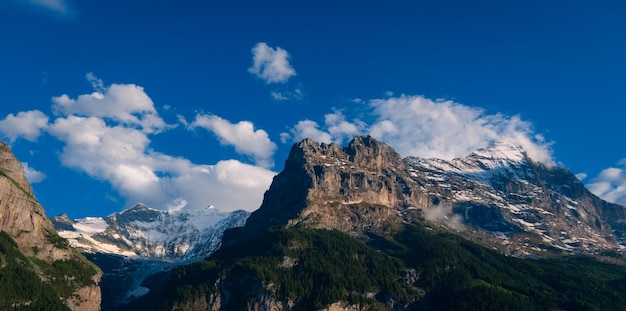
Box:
0 142 102 311
53 203 250 261
124 136 626 310
226 135 626 260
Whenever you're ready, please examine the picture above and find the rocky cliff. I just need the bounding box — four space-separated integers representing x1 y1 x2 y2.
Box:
140 136 626 311
0 142 102 311
228 136 626 259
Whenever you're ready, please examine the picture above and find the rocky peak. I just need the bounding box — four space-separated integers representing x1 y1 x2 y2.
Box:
228 136 626 261
114 202 161 223
227 136 425 244
0 142 101 310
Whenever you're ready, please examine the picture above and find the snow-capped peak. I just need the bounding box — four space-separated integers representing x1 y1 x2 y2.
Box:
464 140 528 169
53 203 251 261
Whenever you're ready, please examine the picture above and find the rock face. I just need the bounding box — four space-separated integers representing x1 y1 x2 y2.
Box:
53 203 250 261
227 136 426 243
228 136 626 259
0 142 102 311
52 203 250 308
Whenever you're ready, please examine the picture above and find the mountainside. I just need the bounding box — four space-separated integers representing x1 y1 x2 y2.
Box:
227 136 626 259
0 142 101 311
138 225 626 311
52 203 249 309
53 203 249 261
133 135 626 311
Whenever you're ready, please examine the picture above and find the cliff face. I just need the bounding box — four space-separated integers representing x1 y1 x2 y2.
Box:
231 136 626 259
145 136 626 311
234 136 427 242
0 142 102 311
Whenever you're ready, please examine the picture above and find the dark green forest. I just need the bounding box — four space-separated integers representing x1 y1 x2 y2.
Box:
135 225 626 310
0 231 70 310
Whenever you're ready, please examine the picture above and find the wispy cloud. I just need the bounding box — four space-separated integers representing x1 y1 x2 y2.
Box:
22 162 46 183
248 42 296 84
23 0 73 16
0 74 276 212
281 94 554 165
587 160 626 207
189 114 277 168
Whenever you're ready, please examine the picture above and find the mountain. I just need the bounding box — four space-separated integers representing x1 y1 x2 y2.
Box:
53 203 249 261
227 136 626 259
134 136 626 310
0 142 101 311
52 203 249 309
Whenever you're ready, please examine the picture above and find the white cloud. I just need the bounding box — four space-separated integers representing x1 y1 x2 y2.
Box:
46 115 275 211
4 75 277 213
368 95 554 164
248 42 296 84
271 91 289 101
280 110 366 145
282 94 554 165
324 110 365 145
575 173 588 181
190 114 277 168
44 112 276 212
26 0 69 14
587 160 626 207
52 74 169 134
0 110 49 142
22 162 46 183
281 120 333 144
86 72 105 92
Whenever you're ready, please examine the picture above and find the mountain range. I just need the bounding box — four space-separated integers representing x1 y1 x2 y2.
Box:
51 203 249 308
3 136 626 310
133 136 626 310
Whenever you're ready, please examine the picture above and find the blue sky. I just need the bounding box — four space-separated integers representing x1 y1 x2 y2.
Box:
1 0 625 218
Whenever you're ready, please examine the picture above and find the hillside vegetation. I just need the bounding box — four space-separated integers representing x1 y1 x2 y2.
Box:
131 224 626 310
0 231 70 310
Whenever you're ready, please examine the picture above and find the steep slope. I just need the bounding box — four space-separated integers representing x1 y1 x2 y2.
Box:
406 141 626 257
228 136 626 259
136 136 626 310
137 226 626 311
225 136 426 243
0 142 101 311
52 203 249 309
54 204 249 261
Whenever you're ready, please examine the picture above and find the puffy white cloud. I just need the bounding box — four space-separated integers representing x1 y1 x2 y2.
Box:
190 114 277 168
5 74 277 213
282 95 554 165
281 120 333 144
22 162 46 183
280 110 365 145
52 74 169 134
324 110 365 145
587 160 626 207
248 42 296 84
0 110 49 142
368 95 554 165
44 113 276 212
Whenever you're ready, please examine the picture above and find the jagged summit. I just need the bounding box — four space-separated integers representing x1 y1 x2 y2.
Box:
464 140 529 168
54 203 250 261
0 142 102 311
228 135 626 261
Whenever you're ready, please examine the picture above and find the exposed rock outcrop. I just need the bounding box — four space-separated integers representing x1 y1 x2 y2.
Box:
227 136 626 259
0 142 101 310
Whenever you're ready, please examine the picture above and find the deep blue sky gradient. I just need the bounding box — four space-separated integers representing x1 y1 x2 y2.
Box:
1 0 625 217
